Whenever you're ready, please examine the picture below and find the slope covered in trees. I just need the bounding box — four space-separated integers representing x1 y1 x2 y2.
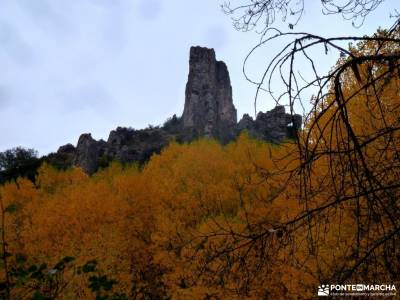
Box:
0 134 300 298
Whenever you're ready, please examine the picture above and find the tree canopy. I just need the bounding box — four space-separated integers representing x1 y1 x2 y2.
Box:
0 147 41 184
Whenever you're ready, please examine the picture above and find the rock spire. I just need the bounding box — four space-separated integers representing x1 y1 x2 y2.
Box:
182 46 237 143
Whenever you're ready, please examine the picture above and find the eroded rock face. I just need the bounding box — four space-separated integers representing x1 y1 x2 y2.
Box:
73 134 106 174
104 127 170 163
237 106 302 143
182 46 237 143
47 47 302 174
54 127 172 174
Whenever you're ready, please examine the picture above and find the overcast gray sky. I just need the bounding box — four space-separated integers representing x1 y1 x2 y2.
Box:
0 0 397 155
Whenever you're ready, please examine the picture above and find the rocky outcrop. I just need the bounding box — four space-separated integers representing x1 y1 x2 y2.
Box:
237 106 302 143
73 134 106 174
47 46 302 174
104 127 170 163
182 46 237 143
45 143 76 170
53 128 171 174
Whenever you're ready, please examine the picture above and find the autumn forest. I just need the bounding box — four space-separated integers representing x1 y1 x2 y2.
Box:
1 1 400 299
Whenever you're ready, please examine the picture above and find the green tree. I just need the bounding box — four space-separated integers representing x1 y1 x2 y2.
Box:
0 147 42 184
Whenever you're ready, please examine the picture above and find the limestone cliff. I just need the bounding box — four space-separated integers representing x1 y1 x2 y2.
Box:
237 105 302 143
182 46 237 143
47 46 302 174
73 134 106 174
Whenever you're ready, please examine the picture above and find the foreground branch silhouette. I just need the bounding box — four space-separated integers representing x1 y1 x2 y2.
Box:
223 0 387 30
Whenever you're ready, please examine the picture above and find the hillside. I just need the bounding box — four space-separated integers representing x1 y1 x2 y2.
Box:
0 26 399 299
45 46 301 174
